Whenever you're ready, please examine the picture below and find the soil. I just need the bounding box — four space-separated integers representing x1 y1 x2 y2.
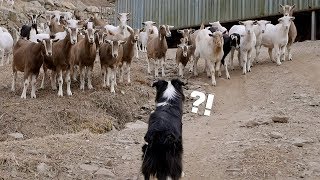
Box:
0 40 320 179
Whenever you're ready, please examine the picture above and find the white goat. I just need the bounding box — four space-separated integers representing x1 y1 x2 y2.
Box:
253 20 271 65
229 20 257 74
105 13 132 39
0 27 14 66
261 16 295 65
209 21 228 34
139 29 148 52
194 30 225 86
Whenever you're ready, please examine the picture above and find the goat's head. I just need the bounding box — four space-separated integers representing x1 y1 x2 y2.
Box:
230 33 241 49
133 29 139 42
278 16 295 30
84 28 96 44
65 27 79 44
209 21 228 34
47 10 62 25
177 29 195 43
257 20 271 33
95 29 105 45
209 31 224 48
239 20 257 34
105 39 126 58
178 38 192 57
27 13 41 25
142 21 156 33
280 4 296 16
160 25 174 37
67 19 79 29
37 37 59 56
118 13 130 28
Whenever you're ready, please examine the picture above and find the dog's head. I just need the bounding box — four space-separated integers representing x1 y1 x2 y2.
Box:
152 79 186 103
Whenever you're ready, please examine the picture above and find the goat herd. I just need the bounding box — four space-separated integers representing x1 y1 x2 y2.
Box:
0 4 297 99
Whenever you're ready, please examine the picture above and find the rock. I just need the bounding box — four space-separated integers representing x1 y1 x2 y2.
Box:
269 132 283 139
44 0 54 6
8 132 24 139
85 6 100 13
80 164 99 172
292 138 314 147
125 120 147 130
37 163 49 175
272 116 289 123
29 1 42 7
244 120 259 128
61 2 76 9
309 101 320 107
95 168 115 177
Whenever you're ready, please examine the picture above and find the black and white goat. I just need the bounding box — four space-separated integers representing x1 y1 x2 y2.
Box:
141 79 185 180
20 14 42 40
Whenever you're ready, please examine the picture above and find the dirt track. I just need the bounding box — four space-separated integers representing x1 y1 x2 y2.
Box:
0 40 320 179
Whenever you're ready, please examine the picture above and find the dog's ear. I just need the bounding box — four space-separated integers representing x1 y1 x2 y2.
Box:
152 80 167 89
171 79 187 87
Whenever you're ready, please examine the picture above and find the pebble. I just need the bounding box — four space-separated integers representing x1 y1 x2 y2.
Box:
79 164 99 172
269 132 283 139
95 168 115 177
272 116 289 123
8 133 24 139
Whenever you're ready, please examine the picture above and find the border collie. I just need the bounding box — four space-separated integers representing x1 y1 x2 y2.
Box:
141 79 185 180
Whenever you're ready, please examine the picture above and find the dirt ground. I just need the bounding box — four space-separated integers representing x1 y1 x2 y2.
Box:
0 40 320 180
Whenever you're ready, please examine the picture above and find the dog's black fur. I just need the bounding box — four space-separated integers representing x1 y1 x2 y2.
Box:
141 79 185 180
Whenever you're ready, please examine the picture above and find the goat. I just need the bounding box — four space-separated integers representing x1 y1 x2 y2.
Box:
119 28 139 84
46 10 63 25
142 21 159 36
0 27 14 66
209 21 228 34
20 13 41 40
90 13 107 27
229 20 257 74
105 13 132 39
194 30 224 86
99 39 125 93
139 28 148 52
176 38 193 78
147 25 173 78
252 20 271 65
69 24 96 90
261 16 295 65
42 26 79 96
280 4 297 61
12 38 57 99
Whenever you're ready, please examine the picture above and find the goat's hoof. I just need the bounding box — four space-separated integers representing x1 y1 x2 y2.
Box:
11 88 15 92
218 73 222 77
277 62 282 66
248 69 251 72
67 92 72 96
212 82 217 86
31 95 36 99
227 75 230 79
88 85 93 90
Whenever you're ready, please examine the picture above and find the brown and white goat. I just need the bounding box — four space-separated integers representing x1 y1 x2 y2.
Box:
69 26 96 90
280 4 297 61
176 38 193 78
11 38 57 99
44 26 79 96
147 25 173 78
119 27 139 84
90 13 107 27
99 39 125 93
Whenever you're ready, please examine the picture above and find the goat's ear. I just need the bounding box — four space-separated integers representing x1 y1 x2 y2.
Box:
280 4 284 8
238 21 244 25
177 30 183 34
291 4 296 10
290 17 295 21
152 22 156 25
267 21 271 24
253 20 258 25
277 17 283 22
208 33 214 37
190 29 195 33
142 22 145 25
127 18 130 22
180 38 184 43
168 25 174 29
37 39 41 43
119 40 126 45
52 39 59 43
189 45 193 48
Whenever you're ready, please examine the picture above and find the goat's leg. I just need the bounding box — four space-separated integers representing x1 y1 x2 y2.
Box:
208 61 216 86
253 45 261 66
119 64 124 83
110 68 116 93
40 65 46 89
154 59 159 78
106 67 111 87
11 70 17 92
242 51 248 75
230 48 235 70
274 45 281 65
247 50 252 72
87 66 93 90
30 74 37 99
114 67 118 86
135 43 139 59
238 50 242 69
127 63 131 84
193 56 200 76
280 46 286 62
179 62 184 78
287 41 293 61
57 70 64 97
21 74 31 99
0 49 4 66
66 70 72 96
80 66 85 90
206 59 211 78
224 57 230 79
102 67 107 88
161 57 165 77
188 55 194 72
268 48 274 62
51 71 57 90
72 65 78 81
147 58 151 74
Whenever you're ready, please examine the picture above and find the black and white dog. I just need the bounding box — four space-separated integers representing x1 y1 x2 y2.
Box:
141 79 186 180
